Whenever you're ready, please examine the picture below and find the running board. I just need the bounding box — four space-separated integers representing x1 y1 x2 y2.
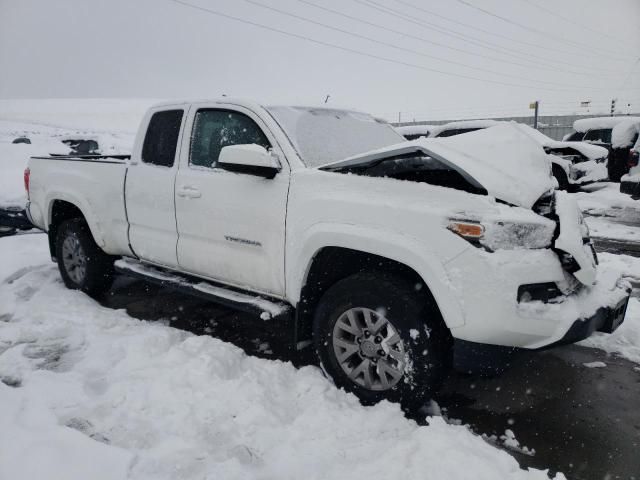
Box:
114 258 292 320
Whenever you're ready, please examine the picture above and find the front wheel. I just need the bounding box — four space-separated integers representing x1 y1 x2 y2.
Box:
313 272 451 409
55 218 115 297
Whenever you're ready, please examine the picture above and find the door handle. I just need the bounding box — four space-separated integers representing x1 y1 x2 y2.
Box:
177 186 202 198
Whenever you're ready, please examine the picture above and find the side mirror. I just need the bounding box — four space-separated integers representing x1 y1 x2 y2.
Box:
218 144 281 179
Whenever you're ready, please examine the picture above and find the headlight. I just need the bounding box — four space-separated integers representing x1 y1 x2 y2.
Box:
448 219 555 250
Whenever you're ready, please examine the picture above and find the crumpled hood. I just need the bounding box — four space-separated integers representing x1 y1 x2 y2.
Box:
516 123 609 160
320 123 555 209
544 140 608 160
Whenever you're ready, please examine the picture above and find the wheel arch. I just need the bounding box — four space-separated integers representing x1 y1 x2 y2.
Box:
47 197 102 260
291 236 465 348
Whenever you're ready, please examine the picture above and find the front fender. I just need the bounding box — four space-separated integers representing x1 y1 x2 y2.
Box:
287 222 467 328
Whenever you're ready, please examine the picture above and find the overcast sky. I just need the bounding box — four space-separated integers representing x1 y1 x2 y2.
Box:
0 0 638 122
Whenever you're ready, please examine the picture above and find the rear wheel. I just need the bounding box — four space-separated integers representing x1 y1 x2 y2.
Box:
313 272 451 408
55 219 115 297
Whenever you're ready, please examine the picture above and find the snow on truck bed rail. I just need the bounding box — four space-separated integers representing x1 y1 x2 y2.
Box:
0 235 564 480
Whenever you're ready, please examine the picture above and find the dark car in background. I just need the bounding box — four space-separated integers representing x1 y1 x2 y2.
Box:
564 116 640 181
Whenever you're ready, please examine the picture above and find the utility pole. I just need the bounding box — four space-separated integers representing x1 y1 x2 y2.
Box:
530 100 539 129
398 111 402 123
610 98 617 116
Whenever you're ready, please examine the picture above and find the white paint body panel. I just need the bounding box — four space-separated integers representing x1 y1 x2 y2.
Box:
26 98 626 350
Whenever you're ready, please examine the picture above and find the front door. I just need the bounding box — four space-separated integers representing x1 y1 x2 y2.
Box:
174 104 289 296
126 107 186 268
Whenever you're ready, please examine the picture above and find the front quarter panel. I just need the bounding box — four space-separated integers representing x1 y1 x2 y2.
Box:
285 169 507 329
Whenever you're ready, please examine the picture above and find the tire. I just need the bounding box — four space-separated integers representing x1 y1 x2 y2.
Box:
54 218 115 297
313 272 451 409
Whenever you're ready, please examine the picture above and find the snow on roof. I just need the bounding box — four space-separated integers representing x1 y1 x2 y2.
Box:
612 119 640 149
429 119 504 137
573 116 640 133
517 124 608 160
394 124 436 136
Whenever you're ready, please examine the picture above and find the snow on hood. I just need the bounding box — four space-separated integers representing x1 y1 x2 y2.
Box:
518 124 608 160
321 123 555 209
612 119 640 149
429 119 504 137
394 124 436 136
573 116 640 133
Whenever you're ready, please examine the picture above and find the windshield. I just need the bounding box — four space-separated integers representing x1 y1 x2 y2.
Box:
266 106 404 167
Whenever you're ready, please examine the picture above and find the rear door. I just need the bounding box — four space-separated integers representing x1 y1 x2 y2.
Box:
174 103 290 296
126 107 186 268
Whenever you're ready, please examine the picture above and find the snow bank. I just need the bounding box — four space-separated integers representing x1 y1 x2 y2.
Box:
0 235 562 480
580 298 640 364
578 253 640 364
573 116 640 133
611 119 640 149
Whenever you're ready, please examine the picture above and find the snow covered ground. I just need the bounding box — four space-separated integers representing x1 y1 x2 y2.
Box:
574 183 640 243
0 234 561 480
0 99 144 209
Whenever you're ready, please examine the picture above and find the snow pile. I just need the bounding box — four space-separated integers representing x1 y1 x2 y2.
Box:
580 297 640 364
611 119 640 149
573 116 640 133
0 235 561 480
572 183 640 242
578 253 640 364
583 361 607 368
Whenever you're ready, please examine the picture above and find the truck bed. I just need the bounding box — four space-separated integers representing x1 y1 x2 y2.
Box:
27 154 134 256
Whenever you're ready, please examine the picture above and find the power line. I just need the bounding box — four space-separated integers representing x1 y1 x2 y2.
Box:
242 0 606 88
516 0 630 47
393 0 614 64
454 0 629 60
295 0 617 78
165 0 638 93
353 0 620 74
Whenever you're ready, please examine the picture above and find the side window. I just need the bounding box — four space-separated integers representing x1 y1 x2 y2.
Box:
141 110 184 167
583 129 611 143
565 131 584 141
190 109 271 168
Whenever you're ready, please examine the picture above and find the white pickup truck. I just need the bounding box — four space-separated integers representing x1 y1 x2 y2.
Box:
25 99 630 407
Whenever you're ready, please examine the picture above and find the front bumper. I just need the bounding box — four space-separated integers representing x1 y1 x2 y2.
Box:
539 294 629 349
443 247 631 349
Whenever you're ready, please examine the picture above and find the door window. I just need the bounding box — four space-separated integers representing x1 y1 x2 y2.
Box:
190 109 271 168
583 129 612 144
141 110 184 167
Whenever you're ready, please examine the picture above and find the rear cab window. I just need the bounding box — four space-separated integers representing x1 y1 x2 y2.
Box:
142 110 184 167
189 109 271 168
